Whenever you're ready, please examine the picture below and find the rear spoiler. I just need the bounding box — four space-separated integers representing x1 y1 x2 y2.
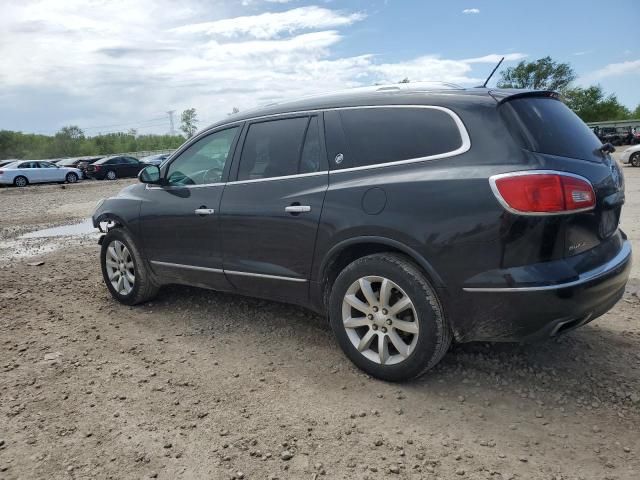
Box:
489 89 560 105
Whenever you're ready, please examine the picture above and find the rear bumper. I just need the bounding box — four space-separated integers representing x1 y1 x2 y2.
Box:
449 239 632 342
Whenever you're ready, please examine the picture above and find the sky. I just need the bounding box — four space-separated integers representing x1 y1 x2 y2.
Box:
0 0 638 136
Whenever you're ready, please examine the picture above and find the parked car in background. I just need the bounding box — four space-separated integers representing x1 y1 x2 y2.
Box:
77 157 103 178
140 153 170 166
85 156 143 180
0 160 17 168
93 84 630 382
0 160 82 187
621 144 640 167
594 127 629 146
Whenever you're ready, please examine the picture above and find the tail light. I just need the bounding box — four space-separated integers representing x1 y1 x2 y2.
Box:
490 171 595 214
94 165 101 171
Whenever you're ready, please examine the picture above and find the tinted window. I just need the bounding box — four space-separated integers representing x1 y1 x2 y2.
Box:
300 117 324 174
500 97 602 162
337 107 462 168
18 162 35 168
238 117 308 181
167 127 238 186
39 162 56 168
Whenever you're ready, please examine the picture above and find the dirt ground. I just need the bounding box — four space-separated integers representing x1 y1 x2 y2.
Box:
1 155 639 480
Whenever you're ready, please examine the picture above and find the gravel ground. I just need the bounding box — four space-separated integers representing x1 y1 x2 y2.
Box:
1 158 639 480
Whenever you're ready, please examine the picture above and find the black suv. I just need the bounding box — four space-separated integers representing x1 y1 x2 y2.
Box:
93 84 631 381
86 156 142 180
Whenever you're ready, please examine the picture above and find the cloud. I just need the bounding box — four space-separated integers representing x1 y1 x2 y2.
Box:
462 53 527 64
171 6 365 39
581 59 640 82
462 8 480 14
0 1 526 134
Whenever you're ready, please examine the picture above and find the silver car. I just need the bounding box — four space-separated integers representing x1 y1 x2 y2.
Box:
0 160 83 187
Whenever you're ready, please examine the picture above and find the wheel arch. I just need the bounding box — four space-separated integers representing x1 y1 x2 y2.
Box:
317 236 445 312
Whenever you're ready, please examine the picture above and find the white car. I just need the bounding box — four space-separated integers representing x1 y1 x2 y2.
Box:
620 145 640 167
0 160 83 187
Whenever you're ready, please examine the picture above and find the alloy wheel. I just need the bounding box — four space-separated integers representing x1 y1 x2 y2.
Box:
105 240 135 295
632 153 640 167
341 276 419 365
15 176 27 187
106 171 116 180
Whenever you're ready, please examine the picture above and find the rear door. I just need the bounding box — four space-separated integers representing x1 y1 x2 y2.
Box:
18 162 40 182
220 114 328 303
499 95 625 258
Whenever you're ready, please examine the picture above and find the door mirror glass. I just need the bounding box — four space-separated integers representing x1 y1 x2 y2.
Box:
139 165 161 184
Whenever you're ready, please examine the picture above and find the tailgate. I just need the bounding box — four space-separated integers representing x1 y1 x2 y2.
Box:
499 95 625 258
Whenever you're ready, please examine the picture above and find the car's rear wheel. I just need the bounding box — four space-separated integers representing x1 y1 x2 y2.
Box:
13 176 28 187
101 228 159 305
329 253 451 382
631 152 640 167
106 170 117 180
65 172 78 183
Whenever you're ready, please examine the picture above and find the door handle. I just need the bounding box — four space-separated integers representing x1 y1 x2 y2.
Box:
285 205 311 213
194 208 215 215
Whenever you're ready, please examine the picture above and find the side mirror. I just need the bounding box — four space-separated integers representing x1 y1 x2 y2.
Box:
139 165 162 184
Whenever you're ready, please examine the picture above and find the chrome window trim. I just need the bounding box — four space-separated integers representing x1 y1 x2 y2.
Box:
145 105 469 186
205 105 471 180
227 170 328 185
145 181 225 190
489 170 596 216
150 261 307 283
225 270 307 282
463 241 631 292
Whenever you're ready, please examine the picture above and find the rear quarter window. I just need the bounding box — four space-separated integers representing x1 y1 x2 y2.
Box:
500 97 603 162
333 107 463 168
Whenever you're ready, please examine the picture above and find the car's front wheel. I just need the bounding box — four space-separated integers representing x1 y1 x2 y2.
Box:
329 253 451 382
631 152 640 167
100 228 159 305
66 172 78 183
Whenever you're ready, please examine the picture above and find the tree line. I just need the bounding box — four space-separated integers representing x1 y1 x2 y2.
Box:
0 107 201 161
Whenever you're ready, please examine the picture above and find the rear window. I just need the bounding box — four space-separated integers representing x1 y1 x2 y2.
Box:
334 107 463 169
500 97 603 162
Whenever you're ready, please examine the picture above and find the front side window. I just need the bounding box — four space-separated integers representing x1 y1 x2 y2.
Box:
166 127 239 186
335 107 463 168
237 117 311 181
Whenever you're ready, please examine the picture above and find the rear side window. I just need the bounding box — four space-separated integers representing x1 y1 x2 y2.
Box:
237 117 309 181
500 97 603 162
335 107 463 168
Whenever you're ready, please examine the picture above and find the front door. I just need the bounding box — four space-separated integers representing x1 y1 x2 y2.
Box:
138 126 242 290
38 161 62 181
220 115 328 304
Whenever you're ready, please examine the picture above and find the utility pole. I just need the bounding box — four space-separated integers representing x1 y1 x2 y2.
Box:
167 110 176 135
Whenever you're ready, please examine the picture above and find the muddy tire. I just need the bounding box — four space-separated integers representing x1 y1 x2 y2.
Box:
328 253 451 382
100 228 159 305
